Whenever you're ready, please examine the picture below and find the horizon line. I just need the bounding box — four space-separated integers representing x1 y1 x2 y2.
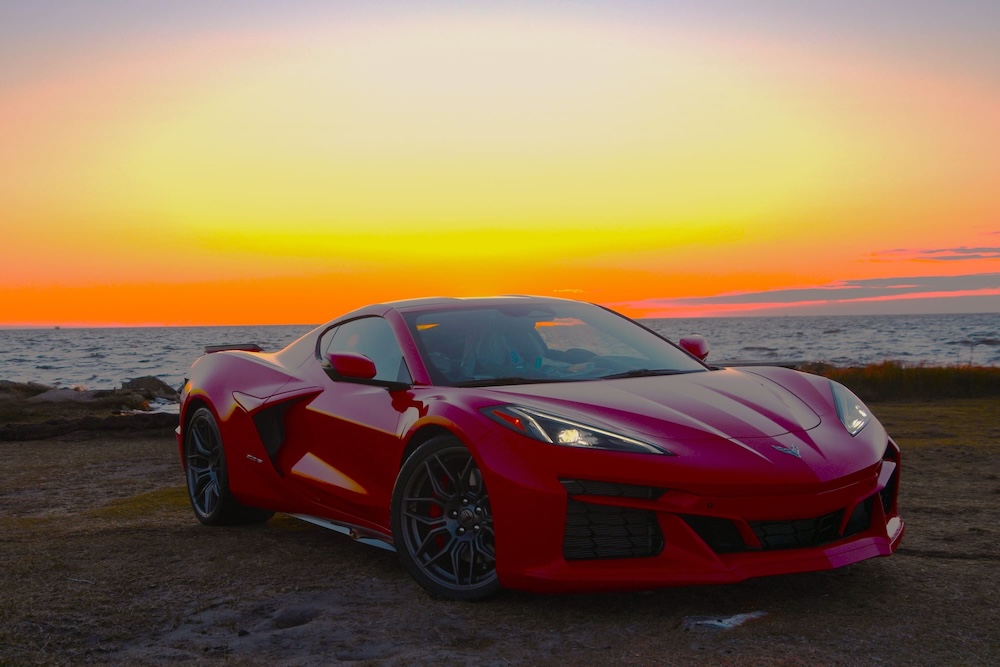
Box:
3 309 998 330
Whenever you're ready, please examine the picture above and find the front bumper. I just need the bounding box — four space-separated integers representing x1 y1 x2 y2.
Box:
477 430 904 594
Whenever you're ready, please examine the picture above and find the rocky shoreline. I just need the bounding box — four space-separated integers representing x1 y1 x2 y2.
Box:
4 364 999 442
0 377 180 441
0 412 179 441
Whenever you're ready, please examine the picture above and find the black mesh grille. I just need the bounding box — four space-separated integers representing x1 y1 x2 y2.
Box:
563 499 664 560
560 479 667 500
681 515 746 553
749 510 844 550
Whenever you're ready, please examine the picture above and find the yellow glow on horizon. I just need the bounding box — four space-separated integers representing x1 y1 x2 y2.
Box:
78 18 862 235
1 10 998 325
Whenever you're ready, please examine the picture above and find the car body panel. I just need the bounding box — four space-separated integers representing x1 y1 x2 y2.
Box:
177 295 904 594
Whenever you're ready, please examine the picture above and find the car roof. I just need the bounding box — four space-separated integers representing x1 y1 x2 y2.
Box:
312 295 597 332
380 295 581 313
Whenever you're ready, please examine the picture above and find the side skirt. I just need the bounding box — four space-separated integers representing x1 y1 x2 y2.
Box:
289 513 396 552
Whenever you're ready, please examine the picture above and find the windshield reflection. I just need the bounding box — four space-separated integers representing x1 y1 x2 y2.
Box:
404 302 706 387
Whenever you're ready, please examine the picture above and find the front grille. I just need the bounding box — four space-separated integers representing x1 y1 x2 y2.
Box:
749 510 843 550
563 499 664 560
560 479 667 500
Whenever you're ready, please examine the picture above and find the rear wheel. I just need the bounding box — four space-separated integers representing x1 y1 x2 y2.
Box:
184 407 273 525
391 435 501 600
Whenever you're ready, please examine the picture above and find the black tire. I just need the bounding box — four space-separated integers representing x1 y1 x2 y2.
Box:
391 435 501 601
184 407 274 526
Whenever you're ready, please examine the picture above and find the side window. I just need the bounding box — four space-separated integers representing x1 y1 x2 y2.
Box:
320 317 412 384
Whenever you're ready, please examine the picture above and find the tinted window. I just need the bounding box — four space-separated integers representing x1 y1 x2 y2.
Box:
321 317 412 384
403 301 705 385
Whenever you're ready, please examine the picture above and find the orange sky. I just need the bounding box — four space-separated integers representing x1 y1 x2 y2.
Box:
1 3 998 326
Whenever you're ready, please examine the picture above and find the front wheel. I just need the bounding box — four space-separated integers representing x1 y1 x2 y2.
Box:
391 435 501 600
184 406 273 526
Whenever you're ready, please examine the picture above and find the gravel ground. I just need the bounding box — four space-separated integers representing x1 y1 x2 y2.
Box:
1 400 998 666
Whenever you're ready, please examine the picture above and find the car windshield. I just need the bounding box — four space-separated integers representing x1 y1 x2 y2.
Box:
403 301 706 386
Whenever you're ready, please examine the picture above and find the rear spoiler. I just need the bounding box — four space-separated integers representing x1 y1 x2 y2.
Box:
204 343 264 354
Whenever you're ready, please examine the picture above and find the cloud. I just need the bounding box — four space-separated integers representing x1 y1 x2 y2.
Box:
618 273 1000 316
869 245 1000 261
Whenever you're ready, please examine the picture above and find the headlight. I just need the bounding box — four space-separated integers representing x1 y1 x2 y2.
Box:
830 381 871 436
482 405 672 455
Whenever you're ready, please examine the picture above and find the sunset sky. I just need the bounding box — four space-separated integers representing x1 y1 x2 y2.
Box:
2 1 998 326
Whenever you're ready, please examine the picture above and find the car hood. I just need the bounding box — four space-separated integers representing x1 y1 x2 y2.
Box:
483 369 822 442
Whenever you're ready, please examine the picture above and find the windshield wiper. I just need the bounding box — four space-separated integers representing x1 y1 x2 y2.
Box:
599 369 697 380
452 376 556 388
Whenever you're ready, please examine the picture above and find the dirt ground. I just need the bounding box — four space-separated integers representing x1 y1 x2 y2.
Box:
1 400 998 666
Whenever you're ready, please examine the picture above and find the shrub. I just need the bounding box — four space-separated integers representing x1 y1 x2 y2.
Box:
798 361 1000 402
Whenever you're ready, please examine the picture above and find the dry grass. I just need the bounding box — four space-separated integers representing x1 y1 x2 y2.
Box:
88 486 191 519
869 398 1000 447
800 362 1000 402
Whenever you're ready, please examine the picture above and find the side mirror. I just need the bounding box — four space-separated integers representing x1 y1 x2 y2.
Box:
324 352 377 380
679 335 710 362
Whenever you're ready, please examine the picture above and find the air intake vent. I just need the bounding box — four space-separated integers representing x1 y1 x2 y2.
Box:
563 500 664 560
681 515 746 553
560 479 667 500
880 468 898 515
844 496 874 537
749 510 843 550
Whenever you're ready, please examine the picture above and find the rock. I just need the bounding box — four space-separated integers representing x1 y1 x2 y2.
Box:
121 376 179 400
682 611 768 631
0 381 55 399
27 388 99 403
271 607 322 629
22 388 149 410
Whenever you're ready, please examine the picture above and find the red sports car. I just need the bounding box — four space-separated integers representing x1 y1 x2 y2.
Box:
177 296 903 600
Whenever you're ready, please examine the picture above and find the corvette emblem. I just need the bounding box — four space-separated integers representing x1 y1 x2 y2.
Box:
772 444 801 458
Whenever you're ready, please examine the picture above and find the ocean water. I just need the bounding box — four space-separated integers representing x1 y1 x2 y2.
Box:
0 325 312 392
646 313 1000 369
1 313 997 392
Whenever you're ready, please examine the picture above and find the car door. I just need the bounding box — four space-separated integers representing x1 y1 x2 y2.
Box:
276 316 414 528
